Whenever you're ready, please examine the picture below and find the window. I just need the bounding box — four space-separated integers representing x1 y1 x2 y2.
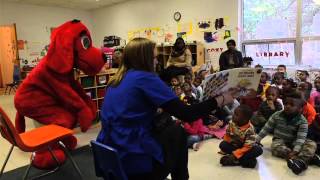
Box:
243 0 297 40
302 40 320 67
302 0 320 36
242 0 320 67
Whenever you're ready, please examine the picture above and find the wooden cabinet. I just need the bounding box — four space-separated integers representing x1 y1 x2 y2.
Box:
156 42 205 72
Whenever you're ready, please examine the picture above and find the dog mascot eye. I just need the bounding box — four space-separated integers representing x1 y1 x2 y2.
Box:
81 36 91 49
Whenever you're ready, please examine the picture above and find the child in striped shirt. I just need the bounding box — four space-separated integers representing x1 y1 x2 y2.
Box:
256 91 319 175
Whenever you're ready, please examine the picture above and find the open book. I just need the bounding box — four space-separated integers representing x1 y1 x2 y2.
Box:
202 68 262 100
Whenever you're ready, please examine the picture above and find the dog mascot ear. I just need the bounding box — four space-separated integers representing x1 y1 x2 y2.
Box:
46 20 105 74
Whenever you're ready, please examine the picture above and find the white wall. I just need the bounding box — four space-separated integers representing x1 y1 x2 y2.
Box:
0 0 239 69
0 1 93 41
92 0 239 68
0 1 94 66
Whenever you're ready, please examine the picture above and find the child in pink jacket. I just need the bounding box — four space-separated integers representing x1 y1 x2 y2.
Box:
183 118 226 151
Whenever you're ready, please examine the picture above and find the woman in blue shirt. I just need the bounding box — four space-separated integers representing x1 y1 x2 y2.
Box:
97 38 236 180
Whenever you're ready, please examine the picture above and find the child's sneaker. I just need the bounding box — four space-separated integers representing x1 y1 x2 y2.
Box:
310 154 320 166
287 159 307 175
192 142 201 151
241 159 257 168
218 150 227 155
220 155 239 166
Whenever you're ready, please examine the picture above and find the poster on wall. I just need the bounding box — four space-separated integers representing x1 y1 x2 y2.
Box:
18 41 48 68
127 27 161 42
196 20 213 32
205 46 225 70
204 32 218 43
177 22 193 35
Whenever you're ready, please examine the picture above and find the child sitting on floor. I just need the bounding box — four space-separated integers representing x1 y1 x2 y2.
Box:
181 83 198 104
257 72 271 101
281 78 297 99
256 91 320 175
183 119 214 151
170 76 180 87
219 105 263 168
271 72 285 89
309 77 320 113
298 81 313 101
308 115 320 163
251 87 283 133
181 93 223 151
297 70 310 83
184 73 202 100
298 82 316 125
173 85 183 99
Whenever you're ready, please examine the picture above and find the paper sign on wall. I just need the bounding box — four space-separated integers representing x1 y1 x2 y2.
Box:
177 22 193 35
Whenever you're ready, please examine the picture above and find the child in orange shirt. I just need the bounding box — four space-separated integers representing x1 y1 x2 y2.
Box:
298 82 316 125
219 105 263 168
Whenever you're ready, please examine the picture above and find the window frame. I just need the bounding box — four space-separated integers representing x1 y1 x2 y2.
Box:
241 0 320 67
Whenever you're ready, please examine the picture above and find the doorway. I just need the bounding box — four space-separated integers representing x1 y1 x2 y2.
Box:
0 24 18 88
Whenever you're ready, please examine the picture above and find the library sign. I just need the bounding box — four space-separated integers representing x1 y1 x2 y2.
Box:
255 51 290 58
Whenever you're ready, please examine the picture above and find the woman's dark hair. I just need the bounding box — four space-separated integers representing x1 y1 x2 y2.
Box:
108 38 156 87
171 37 186 57
173 37 185 49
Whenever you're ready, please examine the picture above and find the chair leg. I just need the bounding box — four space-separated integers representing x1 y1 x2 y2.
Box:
4 86 9 95
0 145 14 177
59 141 84 180
23 152 35 180
8 86 13 95
24 147 62 180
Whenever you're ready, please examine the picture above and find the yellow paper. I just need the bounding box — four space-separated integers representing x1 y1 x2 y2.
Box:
177 22 193 35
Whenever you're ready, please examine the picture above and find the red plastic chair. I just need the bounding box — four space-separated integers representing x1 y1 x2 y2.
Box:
0 107 83 179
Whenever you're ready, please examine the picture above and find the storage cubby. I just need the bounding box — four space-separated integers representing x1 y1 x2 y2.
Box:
74 68 117 122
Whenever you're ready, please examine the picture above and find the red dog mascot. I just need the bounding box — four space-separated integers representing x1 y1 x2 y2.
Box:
14 20 105 169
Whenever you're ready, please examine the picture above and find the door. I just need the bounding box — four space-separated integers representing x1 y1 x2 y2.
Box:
0 24 18 88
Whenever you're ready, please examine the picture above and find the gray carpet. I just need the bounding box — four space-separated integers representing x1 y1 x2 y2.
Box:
1 145 103 180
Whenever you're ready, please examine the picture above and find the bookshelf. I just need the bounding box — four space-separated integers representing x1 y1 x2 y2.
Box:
74 68 117 121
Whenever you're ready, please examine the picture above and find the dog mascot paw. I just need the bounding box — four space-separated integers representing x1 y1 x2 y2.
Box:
14 20 105 169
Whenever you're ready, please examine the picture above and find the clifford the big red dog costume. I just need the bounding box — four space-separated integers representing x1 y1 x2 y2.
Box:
14 20 106 169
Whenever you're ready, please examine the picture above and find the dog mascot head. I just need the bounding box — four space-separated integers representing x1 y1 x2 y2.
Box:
46 19 105 75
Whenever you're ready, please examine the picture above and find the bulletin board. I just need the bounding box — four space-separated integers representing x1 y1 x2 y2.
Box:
127 16 239 70
18 41 49 68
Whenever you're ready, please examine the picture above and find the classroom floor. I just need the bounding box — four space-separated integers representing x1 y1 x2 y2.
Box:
0 94 319 180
